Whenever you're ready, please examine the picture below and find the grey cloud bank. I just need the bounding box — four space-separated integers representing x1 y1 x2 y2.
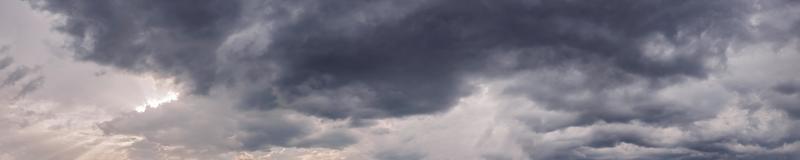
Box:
34 0 753 118
18 0 800 159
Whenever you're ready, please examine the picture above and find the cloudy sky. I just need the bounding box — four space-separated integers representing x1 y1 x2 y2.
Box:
1 0 800 159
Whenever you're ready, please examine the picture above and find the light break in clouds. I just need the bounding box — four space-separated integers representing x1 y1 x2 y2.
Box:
1 0 800 159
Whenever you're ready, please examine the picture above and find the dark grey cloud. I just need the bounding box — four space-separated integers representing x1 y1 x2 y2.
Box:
255 0 757 120
373 150 426 160
0 57 13 71
767 80 800 119
2 66 32 87
31 0 241 94
773 80 800 95
33 0 754 119
0 46 46 101
28 0 800 159
482 154 513 160
13 75 44 100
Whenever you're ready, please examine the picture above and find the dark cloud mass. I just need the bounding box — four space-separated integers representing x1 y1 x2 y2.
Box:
33 0 241 94
34 0 750 118
29 0 800 159
259 0 748 119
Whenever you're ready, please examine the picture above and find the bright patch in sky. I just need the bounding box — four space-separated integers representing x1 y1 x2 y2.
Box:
134 91 180 113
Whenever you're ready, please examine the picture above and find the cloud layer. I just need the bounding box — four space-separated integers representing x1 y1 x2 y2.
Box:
19 0 800 159
35 0 755 118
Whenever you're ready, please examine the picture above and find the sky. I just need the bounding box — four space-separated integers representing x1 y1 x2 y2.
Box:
0 0 799 159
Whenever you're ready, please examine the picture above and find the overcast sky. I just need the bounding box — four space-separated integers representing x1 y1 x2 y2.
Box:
1 0 800 159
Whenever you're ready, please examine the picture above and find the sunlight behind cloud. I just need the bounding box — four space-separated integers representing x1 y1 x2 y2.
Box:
135 91 180 113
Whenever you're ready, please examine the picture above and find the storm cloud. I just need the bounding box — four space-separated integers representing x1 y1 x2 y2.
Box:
23 0 800 159
34 0 755 118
